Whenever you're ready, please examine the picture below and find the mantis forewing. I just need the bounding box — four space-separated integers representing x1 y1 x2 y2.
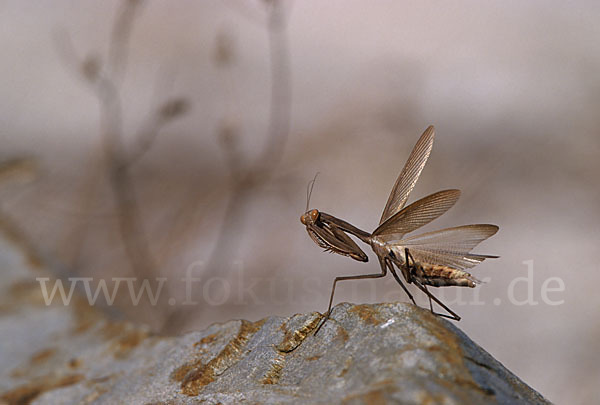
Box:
300 125 499 330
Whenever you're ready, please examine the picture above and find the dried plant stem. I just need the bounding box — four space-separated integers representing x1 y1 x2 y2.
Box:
108 0 145 85
96 0 159 282
257 0 291 175
56 0 159 282
162 1 293 332
108 164 158 278
208 0 292 278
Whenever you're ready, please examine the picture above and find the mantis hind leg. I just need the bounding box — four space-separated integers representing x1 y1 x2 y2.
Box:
413 281 461 321
386 257 416 305
404 247 461 321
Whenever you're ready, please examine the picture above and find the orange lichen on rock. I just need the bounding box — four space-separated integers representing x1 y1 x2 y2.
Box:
348 304 383 325
0 374 84 405
261 353 286 385
172 319 265 396
276 312 322 353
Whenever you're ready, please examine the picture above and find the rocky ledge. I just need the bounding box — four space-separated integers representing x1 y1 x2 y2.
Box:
0 295 550 405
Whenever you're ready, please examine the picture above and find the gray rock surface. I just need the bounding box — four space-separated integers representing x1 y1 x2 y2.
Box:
0 233 550 405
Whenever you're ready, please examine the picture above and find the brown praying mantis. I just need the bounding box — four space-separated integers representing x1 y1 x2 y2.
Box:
300 125 499 328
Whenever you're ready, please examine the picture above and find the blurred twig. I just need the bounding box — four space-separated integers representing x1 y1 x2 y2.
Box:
108 0 145 84
55 0 189 288
256 0 292 175
207 0 292 277
161 0 293 332
125 97 190 167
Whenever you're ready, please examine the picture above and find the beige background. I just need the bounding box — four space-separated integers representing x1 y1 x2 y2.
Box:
1 1 599 403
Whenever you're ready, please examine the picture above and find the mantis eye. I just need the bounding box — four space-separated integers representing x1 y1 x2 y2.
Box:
310 209 319 221
300 214 306 225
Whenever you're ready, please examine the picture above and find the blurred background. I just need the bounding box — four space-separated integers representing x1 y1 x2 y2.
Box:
1 0 599 402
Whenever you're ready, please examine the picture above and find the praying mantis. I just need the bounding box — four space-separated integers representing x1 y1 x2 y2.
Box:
300 125 499 327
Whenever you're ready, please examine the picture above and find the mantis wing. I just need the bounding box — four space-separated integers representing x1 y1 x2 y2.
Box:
383 224 499 270
374 189 460 238
379 125 435 225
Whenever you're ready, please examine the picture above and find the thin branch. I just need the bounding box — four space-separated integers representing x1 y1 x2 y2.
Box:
206 0 292 274
98 0 160 283
109 164 157 276
253 0 292 177
162 0 294 333
108 0 145 84
56 1 158 283
56 0 192 294
125 97 190 167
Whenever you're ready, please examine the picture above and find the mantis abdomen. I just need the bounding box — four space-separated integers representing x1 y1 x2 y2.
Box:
414 263 477 288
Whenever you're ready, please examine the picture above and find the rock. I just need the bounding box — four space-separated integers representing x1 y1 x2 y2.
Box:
0 302 550 405
0 235 550 404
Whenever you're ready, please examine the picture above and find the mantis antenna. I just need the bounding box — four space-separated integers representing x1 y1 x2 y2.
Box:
305 172 320 212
